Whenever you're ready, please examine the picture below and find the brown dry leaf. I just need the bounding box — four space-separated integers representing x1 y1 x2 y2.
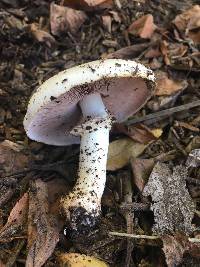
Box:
160 41 188 66
144 46 161 59
187 19 200 44
58 253 109 267
126 124 162 144
162 234 191 267
160 40 170 66
155 71 188 96
131 158 155 192
62 0 113 11
128 14 156 39
50 3 87 36
173 5 200 44
102 15 112 33
0 141 30 208
106 43 149 59
46 178 69 219
0 193 28 242
113 124 162 144
0 140 29 175
107 138 147 171
143 163 195 234
175 121 199 133
29 23 56 48
173 5 200 31
26 179 59 267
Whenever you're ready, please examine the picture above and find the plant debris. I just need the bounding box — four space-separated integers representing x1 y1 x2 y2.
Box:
26 179 59 267
128 14 156 39
107 138 148 171
50 3 87 35
58 253 109 267
155 71 188 96
62 0 113 11
173 5 200 44
0 193 28 242
143 162 195 235
29 23 56 48
162 234 192 267
1 0 200 266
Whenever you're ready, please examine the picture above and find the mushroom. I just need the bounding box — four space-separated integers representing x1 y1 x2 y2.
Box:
24 59 155 232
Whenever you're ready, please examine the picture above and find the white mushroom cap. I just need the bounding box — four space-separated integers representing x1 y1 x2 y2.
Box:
24 59 155 145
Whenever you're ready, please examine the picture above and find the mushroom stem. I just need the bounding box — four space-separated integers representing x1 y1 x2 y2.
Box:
79 92 108 118
62 93 112 232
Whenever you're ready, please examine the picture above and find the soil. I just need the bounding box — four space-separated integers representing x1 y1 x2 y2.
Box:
0 0 200 266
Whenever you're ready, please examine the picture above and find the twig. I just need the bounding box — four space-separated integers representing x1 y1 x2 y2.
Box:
120 202 150 211
109 232 200 244
126 100 200 125
109 232 159 240
122 173 134 267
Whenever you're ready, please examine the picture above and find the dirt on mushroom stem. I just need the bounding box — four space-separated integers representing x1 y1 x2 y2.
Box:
61 93 113 235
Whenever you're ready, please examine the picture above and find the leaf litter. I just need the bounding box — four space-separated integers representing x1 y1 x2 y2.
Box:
1 0 200 266
143 162 195 234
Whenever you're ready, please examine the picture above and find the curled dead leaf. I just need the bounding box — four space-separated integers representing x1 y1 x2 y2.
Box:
113 124 162 144
58 253 109 267
0 193 28 242
173 5 200 44
131 158 155 192
161 236 200 267
26 179 59 267
106 43 149 59
155 71 188 96
128 14 156 39
29 23 56 48
0 140 29 175
62 0 113 11
173 5 200 31
162 234 191 267
107 138 147 171
50 3 87 36
160 41 188 66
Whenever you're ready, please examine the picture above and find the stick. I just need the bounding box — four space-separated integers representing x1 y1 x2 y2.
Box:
109 231 200 243
109 232 159 240
126 100 200 125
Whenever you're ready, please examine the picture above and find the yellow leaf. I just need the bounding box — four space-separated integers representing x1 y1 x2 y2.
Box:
107 138 147 171
58 253 109 267
150 128 163 138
